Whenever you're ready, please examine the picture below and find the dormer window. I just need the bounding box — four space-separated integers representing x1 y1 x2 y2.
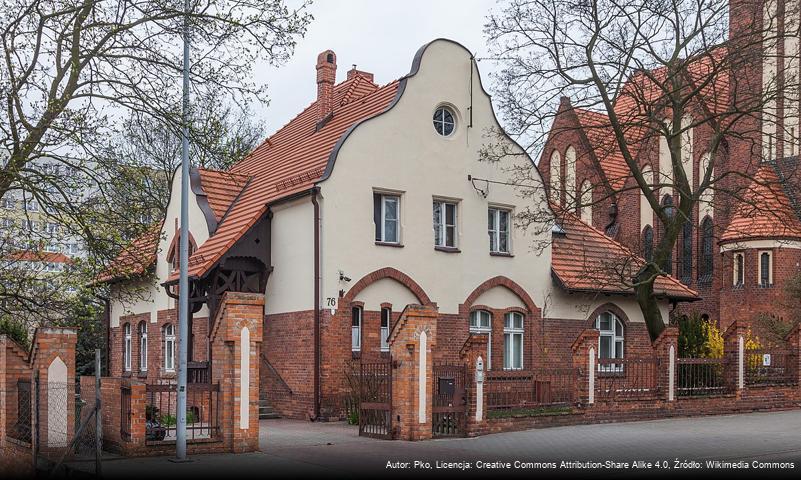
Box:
433 106 456 136
167 231 197 271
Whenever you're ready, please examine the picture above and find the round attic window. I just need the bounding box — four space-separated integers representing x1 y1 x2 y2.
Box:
433 106 456 136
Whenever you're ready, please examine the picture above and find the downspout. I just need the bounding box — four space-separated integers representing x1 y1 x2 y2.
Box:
311 187 321 420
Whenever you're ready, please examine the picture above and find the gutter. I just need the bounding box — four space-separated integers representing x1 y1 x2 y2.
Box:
311 187 321 420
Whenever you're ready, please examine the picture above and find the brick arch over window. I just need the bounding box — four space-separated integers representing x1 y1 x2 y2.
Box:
585 302 631 328
341 267 432 306
463 276 539 315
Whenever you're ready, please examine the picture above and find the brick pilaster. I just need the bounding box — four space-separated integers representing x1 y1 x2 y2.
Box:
388 304 438 441
460 334 488 434
210 292 264 453
723 320 748 393
652 326 679 401
29 328 77 457
571 328 599 405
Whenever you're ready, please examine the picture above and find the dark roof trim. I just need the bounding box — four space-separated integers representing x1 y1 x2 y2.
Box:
189 167 219 235
550 268 700 302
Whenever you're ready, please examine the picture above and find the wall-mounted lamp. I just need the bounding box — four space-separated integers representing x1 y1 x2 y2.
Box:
406 343 415 354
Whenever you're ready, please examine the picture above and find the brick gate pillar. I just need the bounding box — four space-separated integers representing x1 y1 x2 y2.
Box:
210 292 264 453
29 327 77 458
723 321 748 394
571 329 599 406
460 334 489 435
653 326 679 401
388 304 438 441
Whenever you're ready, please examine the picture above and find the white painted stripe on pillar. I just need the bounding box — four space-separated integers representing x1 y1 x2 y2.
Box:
668 345 675 402
475 355 484 422
418 330 427 424
588 347 595 405
738 335 744 390
240 326 250 429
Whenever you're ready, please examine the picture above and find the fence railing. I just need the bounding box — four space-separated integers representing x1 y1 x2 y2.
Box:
187 361 210 384
596 357 660 400
485 368 576 414
9 379 32 444
676 358 729 397
744 349 798 387
144 382 220 444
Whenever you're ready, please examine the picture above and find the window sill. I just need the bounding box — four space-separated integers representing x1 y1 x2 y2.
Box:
490 251 514 258
122 371 132 378
375 241 403 248
137 372 148 379
434 246 460 253
351 351 361 359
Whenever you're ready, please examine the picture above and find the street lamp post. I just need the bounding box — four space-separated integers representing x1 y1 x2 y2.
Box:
176 0 191 462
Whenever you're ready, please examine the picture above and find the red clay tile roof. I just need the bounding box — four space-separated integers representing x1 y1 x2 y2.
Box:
552 209 698 300
97 224 162 283
720 165 801 243
7 250 73 264
573 47 729 191
573 108 633 190
173 73 398 280
196 168 250 221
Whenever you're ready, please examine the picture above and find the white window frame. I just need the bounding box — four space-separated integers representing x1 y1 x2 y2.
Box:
351 307 362 352
433 199 458 248
503 312 524 370
380 307 391 352
123 323 132 372
596 312 624 373
164 324 176 372
733 252 745 287
433 106 456 137
758 250 773 287
138 322 148 372
375 193 400 244
469 310 492 369
488 207 511 254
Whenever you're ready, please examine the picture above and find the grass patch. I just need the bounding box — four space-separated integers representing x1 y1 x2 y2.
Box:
487 405 572 419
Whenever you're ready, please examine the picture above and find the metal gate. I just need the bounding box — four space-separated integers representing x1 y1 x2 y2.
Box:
358 359 393 439
432 363 467 437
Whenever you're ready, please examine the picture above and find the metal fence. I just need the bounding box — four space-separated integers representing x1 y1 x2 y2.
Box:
485 368 576 414
596 357 660 400
745 349 798 386
676 358 729 396
144 382 220 444
8 379 32 444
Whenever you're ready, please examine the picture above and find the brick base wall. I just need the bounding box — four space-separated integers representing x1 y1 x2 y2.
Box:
262 311 315 419
0 442 33 477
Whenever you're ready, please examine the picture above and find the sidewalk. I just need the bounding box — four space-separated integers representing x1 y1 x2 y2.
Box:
87 410 801 478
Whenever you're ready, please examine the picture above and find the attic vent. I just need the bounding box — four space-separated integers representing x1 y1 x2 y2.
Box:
274 167 326 192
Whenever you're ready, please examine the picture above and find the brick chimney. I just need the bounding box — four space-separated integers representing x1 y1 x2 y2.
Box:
316 50 337 122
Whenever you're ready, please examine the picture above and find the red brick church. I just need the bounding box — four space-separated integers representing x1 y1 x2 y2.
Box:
539 0 801 333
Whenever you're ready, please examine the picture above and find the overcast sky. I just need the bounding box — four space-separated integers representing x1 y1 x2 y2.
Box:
253 0 501 136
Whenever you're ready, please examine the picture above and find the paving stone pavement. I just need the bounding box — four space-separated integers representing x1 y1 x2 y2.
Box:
92 410 801 478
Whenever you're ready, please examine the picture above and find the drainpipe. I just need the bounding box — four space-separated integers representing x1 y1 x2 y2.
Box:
311 187 321 420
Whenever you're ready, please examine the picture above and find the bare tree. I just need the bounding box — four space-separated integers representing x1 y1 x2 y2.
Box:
0 0 309 327
484 0 799 339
